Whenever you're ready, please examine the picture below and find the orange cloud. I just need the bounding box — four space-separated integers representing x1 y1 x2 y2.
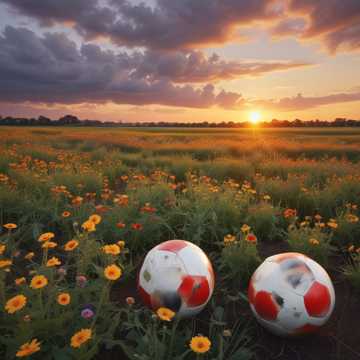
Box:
254 91 360 111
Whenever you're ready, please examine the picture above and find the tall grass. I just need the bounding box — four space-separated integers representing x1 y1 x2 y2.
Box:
1 126 360 248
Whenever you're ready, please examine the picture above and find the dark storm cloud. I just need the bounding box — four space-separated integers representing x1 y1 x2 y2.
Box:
288 0 360 37
255 92 360 111
2 0 279 49
132 50 311 83
1 0 116 32
0 26 246 108
3 0 360 52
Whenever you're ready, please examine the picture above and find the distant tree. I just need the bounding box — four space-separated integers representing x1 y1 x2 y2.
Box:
1 114 360 127
334 118 347 127
38 115 52 125
57 115 81 125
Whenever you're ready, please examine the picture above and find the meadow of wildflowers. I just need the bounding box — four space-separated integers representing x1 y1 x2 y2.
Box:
0 126 360 359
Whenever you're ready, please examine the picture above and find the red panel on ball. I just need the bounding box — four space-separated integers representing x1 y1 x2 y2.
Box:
304 281 331 317
178 275 210 307
157 240 188 253
254 291 279 321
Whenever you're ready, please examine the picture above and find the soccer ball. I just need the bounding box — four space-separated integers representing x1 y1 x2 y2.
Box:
248 252 335 336
138 240 215 317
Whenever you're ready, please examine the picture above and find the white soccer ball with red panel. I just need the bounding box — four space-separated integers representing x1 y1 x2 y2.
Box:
138 240 215 317
248 252 335 336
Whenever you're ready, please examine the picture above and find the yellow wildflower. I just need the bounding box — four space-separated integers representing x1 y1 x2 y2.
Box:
156 307 175 321
0 259 12 268
104 264 122 281
82 220 96 232
16 339 41 357
70 329 92 348
0 244 5 255
62 211 71 218
38 232 55 242
309 238 320 246
57 293 71 306
117 240 125 250
42 241 57 249
327 221 338 229
46 257 61 267
189 336 211 354
30 275 48 289
15 277 26 286
102 244 121 255
223 234 236 244
24 252 35 260
64 239 79 251
89 214 101 225
5 294 27 314
3 223 17 230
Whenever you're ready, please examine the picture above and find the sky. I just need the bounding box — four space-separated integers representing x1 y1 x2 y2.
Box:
0 0 360 122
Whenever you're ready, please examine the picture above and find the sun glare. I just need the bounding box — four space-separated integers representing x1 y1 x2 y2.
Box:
249 111 261 124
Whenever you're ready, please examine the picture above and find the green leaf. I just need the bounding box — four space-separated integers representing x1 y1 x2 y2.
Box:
228 348 253 360
51 346 73 360
213 306 224 322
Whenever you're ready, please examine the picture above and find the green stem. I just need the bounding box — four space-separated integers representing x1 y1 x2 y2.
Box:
39 289 44 318
90 282 108 328
0 271 5 305
153 320 158 359
160 325 167 356
218 334 224 360
79 338 101 360
167 317 180 360
43 270 55 317
42 247 48 266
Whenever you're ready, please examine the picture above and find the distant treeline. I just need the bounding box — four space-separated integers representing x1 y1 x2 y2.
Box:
1 114 360 127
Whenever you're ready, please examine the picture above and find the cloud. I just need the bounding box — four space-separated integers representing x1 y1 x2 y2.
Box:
255 91 360 111
324 23 360 53
0 26 245 109
275 0 360 53
3 0 360 53
132 50 311 83
288 0 360 37
2 0 279 49
271 18 307 37
2 0 116 30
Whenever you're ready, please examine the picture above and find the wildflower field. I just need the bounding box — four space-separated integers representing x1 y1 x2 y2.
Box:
0 126 360 360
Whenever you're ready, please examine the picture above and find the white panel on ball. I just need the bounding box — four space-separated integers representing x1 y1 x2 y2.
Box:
138 240 215 318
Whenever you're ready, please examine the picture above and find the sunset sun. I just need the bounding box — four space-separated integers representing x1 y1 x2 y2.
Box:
249 111 261 125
